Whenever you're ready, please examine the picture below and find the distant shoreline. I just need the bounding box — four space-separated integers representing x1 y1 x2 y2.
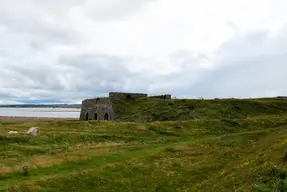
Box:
0 116 78 122
0 105 81 108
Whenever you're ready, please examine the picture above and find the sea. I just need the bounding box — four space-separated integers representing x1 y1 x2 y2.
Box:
0 108 81 118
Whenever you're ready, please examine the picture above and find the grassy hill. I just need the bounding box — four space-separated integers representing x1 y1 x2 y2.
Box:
114 97 287 122
1 97 287 191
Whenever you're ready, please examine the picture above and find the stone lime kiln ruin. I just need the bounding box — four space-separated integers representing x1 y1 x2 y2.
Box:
79 92 171 121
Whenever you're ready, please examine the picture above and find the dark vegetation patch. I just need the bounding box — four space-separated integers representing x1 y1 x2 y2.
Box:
0 136 30 144
146 125 180 136
203 131 269 148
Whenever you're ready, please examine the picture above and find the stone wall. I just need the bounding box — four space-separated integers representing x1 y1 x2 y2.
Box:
109 92 148 100
148 94 171 99
80 97 115 121
82 97 111 105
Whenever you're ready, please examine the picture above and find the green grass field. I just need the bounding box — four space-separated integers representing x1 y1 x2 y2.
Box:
1 98 287 191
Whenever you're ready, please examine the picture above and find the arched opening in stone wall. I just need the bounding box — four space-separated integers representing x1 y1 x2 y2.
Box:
94 113 98 120
85 113 89 121
104 113 109 120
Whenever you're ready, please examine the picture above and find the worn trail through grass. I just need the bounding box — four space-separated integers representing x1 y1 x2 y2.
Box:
0 133 215 186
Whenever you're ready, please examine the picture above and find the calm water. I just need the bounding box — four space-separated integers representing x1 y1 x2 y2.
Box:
0 108 81 118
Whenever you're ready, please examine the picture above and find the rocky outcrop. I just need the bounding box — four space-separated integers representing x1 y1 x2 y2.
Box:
27 127 40 136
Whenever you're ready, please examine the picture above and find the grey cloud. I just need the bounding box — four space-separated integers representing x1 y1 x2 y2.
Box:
188 28 287 98
83 0 155 21
2 25 287 103
0 0 162 103
1 52 162 103
0 0 287 104
0 0 81 48
145 27 287 99
146 51 213 97
58 54 159 93
0 64 64 90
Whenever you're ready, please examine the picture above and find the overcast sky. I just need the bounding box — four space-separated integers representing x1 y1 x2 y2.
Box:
0 0 287 104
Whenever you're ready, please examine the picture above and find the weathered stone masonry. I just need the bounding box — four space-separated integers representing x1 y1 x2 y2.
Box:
79 92 171 121
109 92 148 100
80 97 115 121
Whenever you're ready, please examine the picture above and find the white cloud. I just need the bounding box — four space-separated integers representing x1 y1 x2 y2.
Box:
0 0 287 103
